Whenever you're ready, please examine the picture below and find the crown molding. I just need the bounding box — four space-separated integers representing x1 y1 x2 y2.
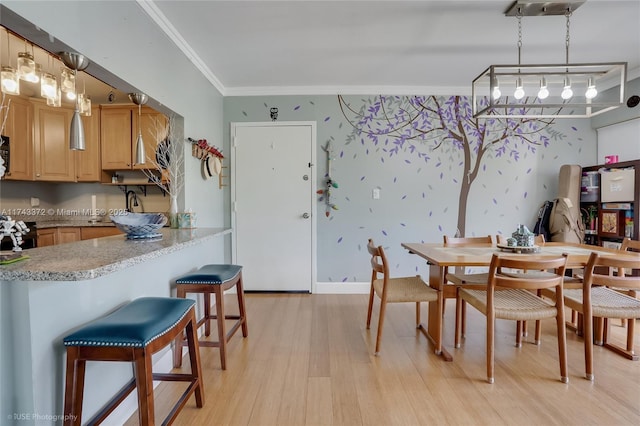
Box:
136 0 227 96
224 85 471 97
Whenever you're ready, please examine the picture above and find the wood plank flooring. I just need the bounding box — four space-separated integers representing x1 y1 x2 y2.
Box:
126 294 640 425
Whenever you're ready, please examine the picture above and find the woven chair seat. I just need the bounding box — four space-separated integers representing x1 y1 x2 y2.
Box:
564 287 640 318
373 276 438 303
460 288 557 321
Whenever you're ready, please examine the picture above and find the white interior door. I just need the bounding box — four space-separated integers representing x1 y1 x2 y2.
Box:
231 122 316 292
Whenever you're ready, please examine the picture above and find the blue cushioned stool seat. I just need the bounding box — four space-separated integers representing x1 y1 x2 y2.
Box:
63 297 204 426
174 264 248 370
176 264 243 285
64 297 195 348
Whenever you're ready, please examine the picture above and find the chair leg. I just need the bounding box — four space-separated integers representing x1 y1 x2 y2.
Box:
535 320 542 345
415 302 421 327
486 310 495 384
455 291 463 348
133 349 155 425
556 307 569 383
626 318 635 352
374 299 387 355
63 347 84 426
236 274 249 338
515 321 523 348
173 287 186 368
584 312 595 381
522 320 528 337
461 300 467 335
366 284 375 329
215 286 227 370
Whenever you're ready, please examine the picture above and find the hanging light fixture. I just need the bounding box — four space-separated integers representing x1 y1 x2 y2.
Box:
1 30 19 95
472 1 627 118
17 50 36 82
128 92 148 165
78 78 91 116
59 52 90 150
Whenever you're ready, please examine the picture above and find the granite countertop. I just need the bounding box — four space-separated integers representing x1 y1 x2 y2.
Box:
0 227 231 282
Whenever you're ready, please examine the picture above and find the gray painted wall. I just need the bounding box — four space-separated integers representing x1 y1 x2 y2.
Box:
224 95 597 282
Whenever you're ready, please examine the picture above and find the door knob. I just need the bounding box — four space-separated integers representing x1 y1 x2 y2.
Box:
302 213 310 219
303 174 309 181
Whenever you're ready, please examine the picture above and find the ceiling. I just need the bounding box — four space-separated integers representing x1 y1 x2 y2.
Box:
140 0 640 96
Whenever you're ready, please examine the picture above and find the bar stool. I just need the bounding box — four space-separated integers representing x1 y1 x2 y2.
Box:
63 297 204 426
173 264 248 370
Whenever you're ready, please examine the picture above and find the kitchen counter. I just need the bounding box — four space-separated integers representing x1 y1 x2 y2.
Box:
0 227 230 281
34 220 118 228
1 227 231 425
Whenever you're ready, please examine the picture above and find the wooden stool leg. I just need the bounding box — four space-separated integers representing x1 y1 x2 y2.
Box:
204 292 212 337
63 347 84 426
236 274 248 337
174 287 186 368
215 286 227 369
185 310 205 407
515 321 523 348
134 349 155 425
626 318 635 352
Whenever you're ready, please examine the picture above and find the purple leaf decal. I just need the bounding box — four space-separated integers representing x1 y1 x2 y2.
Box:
337 237 343 243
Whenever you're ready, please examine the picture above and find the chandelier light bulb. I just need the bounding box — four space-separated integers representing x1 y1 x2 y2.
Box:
561 78 573 100
585 77 598 100
537 78 549 99
513 77 525 100
491 76 501 100
66 91 76 101
40 72 57 99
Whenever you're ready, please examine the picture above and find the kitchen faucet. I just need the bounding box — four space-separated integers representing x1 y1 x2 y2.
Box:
125 190 139 213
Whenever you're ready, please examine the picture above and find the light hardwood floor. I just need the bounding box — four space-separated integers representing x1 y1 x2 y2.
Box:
126 294 640 425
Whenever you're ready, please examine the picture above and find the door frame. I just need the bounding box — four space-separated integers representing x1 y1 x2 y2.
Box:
230 121 317 293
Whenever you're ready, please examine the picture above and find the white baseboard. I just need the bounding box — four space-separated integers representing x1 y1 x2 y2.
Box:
314 281 370 294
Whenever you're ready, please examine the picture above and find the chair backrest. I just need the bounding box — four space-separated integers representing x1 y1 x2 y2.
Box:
443 235 494 246
488 254 568 291
367 238 389 282
583 252 640 291
495 234 545 246
621 238 640 254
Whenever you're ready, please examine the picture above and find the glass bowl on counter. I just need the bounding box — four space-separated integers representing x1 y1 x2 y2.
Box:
109 212 167 237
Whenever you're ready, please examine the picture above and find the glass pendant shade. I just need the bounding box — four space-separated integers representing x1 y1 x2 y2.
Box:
1 66 20 95
25 63 42 84
47 85 62 107
60 68 75 93
17 51 36 81
66 91 76 101
79 93 92 116
40 72 57 99
69 109 86 150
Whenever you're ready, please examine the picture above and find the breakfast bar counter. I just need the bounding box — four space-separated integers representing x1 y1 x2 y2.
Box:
0 227 231 425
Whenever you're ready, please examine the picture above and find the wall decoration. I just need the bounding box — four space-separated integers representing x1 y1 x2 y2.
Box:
338 95 559 237
270 107 279 121
317 140 339 217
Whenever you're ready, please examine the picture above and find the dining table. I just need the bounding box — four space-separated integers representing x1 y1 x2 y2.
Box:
401 241 635 361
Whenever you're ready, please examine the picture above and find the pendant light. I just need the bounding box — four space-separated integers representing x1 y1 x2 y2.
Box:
59 52 90 151
78 79 91 116
1 30 19 95
128 93 148 165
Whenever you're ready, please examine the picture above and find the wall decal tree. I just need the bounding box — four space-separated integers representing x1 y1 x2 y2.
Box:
338 95 560 236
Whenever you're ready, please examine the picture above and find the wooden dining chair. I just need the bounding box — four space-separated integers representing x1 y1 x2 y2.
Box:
455 253 569 383
443 235 494 346
563 252 640 380
366 239 443 355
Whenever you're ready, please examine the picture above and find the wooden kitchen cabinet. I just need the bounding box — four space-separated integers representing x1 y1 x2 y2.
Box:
1 95 33 180
75 106 101 182
100 105 167 171
80 226 122 240
57 227 81 244
32 101 75 182
36 228 57 247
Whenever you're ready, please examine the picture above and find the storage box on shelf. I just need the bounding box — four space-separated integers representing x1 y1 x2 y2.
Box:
580 159 639 247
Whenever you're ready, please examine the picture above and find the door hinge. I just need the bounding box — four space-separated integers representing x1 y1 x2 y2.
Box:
232 136 237 148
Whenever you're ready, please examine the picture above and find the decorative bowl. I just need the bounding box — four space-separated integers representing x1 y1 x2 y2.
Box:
109 212 167 237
